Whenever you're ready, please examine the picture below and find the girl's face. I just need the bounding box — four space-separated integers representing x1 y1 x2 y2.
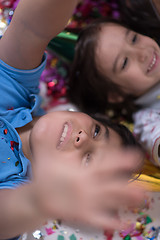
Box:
30 111 122 168
96 23 160 97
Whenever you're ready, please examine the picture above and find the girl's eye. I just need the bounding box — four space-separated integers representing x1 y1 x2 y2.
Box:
121 57 128 70
93 124 100 138
132 34 137 44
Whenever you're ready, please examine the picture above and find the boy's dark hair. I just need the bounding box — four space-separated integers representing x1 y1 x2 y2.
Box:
67 18 139 122
92 114 140 148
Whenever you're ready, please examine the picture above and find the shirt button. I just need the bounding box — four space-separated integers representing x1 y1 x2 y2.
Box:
21 112 27 120
0 120 4 128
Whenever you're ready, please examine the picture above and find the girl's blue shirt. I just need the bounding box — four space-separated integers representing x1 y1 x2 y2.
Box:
0 54 47 189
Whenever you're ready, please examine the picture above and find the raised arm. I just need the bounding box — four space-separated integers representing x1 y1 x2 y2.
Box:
0 149 145 239
0 0 80 69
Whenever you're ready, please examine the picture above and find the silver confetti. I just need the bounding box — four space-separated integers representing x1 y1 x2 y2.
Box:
32 230 43 239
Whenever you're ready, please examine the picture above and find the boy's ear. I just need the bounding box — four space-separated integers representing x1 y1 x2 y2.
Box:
108 93 124 103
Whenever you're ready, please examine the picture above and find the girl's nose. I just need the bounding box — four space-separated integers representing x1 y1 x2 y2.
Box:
74 130 89 148
136 47 148 63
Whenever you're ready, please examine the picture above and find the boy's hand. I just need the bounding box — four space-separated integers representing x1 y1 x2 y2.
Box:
0 0 80 69
32 148 145 231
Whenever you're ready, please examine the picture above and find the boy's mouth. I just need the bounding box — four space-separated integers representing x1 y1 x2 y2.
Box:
60 123 69 142
57 122 72 149
147 52 157 73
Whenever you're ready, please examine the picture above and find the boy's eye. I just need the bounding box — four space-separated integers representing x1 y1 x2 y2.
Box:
121 57 128 70
93 124 100 138
132 34 137 44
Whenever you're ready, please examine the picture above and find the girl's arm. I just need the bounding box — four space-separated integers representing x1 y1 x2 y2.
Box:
0 0 80 70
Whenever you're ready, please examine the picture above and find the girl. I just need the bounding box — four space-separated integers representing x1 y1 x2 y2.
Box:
68 1 160 167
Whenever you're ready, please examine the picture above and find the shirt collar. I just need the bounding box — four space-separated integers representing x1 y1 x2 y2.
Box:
135 82 160 108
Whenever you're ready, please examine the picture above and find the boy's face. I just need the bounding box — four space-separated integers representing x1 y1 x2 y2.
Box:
30 111 122 168
96 23 160 98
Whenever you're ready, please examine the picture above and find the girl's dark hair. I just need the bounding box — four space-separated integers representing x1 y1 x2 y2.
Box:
119 0 160 43
67 18 139 122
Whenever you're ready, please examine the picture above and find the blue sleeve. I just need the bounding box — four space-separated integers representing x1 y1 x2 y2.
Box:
0 53 47 127
0 53 47 112
0 53 47 94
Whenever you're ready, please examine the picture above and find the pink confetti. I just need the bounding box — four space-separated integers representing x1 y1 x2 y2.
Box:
136 236 143 240
104 231 113 240
45 227 55 235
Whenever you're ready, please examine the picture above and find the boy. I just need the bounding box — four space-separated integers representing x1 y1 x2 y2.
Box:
0 0 144 239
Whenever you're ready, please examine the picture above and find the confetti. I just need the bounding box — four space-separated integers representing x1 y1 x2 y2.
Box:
45 227 55 235
3 129 7 134
57 235 65 240
10 140 19 151
69 234 77 240
15 160 19 166
32 230 43 239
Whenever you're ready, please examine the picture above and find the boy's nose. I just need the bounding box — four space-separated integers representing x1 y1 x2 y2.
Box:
74 130 89 148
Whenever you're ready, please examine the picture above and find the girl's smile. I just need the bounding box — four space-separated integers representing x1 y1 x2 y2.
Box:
147 52 157 73
147 52 159 74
